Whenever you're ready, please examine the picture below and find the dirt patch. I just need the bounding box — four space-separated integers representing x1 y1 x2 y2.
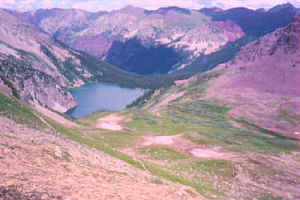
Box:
175 79 190 86
96 113 125 131
141 134 238 160
142 136 175 146
152 91 185 117
34 104 77 127
189 148 227 158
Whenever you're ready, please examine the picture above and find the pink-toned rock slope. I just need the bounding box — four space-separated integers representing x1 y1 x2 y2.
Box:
206 15 300 137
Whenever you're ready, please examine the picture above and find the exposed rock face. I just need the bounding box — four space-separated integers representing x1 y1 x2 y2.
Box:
0 52 77 113
0 9 83 112
0 9 95 112
205 15 300 136
212 20 245 42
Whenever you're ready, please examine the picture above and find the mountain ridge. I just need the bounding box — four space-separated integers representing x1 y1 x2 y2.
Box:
21 5 246 74
16 3 298 75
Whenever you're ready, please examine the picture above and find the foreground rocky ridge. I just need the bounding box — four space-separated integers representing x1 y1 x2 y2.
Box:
0 115 203 200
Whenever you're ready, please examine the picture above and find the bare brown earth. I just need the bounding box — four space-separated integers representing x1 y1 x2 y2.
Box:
0 117 205 200
141 134 238 160
95 113 126 131
175 79 190 86
120 133 300 199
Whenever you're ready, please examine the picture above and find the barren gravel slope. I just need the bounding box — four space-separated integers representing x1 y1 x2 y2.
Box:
0 117 204 200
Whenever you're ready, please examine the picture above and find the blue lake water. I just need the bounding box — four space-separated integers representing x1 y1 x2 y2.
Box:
66 83 144 118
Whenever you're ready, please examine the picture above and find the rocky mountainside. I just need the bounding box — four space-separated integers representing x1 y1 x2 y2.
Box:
0 8 83 112
179 3 299 73
22 5 245 74
1 8 184 113
0 4 298 113
20 4 298 74
200 3 299 37
202 14 300 136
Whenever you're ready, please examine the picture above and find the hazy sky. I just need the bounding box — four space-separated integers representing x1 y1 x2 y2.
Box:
1 0 299 12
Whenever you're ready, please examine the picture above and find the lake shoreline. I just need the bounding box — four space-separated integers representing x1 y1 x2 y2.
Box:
65 83 144 118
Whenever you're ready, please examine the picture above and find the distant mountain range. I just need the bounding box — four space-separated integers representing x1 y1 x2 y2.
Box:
0 4 299 113
12 3 298 74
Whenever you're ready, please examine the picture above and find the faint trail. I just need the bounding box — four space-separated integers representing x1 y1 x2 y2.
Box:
152 91 185 117
34 104 77 127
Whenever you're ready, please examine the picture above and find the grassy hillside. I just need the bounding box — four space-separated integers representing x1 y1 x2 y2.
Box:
1 69 299 200
74 73 299 199
0 93 44 129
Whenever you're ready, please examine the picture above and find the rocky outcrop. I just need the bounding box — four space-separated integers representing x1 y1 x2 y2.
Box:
0 52 77 112
179 4 299 73
0 9 81 112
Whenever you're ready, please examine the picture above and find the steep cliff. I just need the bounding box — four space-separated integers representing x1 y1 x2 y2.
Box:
0 9 81 112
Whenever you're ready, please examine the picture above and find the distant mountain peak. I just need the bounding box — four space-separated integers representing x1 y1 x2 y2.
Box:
268 3 295 12
201 7 223 13
122 4 138 9
256 8 266 12
118 4 145 14
154 6 191 15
